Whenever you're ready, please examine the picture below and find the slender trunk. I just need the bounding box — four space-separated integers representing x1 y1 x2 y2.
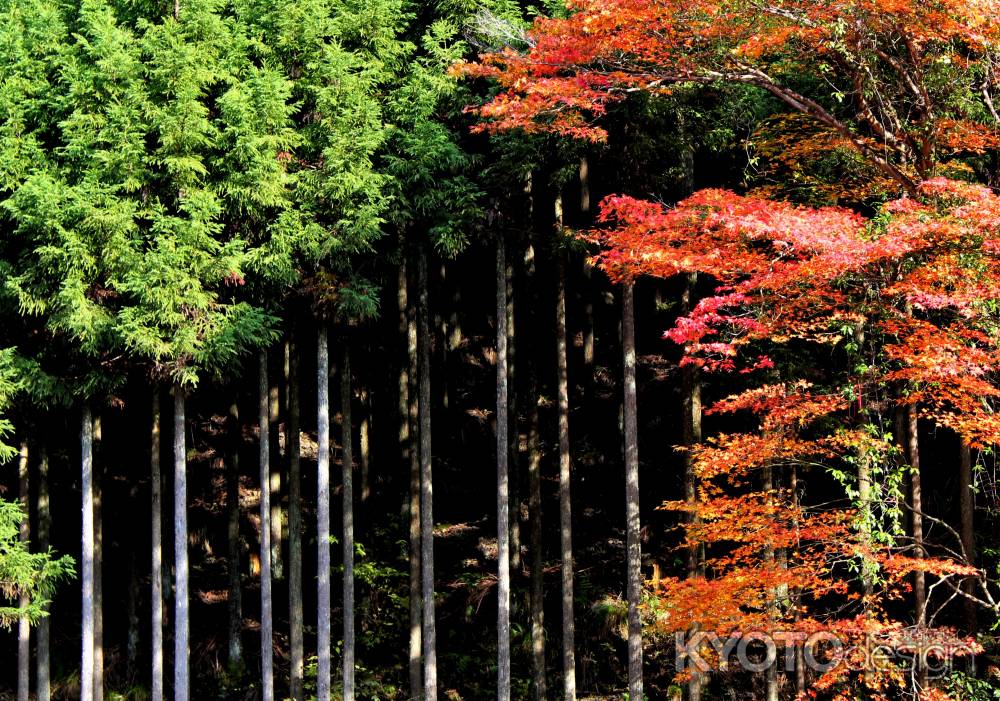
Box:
227 400 243 671
399 259 422 699
506 254 521 577
342 343 356 701
37 443 51 701
259 352 275 701
960 440 977 632
763 467 779 701
82 406 95 701
907 406 925 626
681 273 704 701
419 249 438 701
174 387 190 701
93 415 103 701
317 326 332 701
127 507 141 682
496 236 512 701
269 359 283 580
622 282 644 701
289 338 305 701
360 386 371 505
525 237 547 701
17 441 29 701
792 466 806 696
556 255 576 701
580 156 595 371
150 392 163 701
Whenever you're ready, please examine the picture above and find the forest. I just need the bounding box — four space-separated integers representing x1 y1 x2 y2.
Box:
2 0 1000 699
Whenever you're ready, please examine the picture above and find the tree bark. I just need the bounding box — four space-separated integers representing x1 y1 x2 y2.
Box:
342 342 356 701
17 440 29 701
622 282 643 701
93 415 103 701
317 326 332 701
960 440 977 633
399 258 422 700
496 236 512 701
259 352 275 701
681 273 704 701
419 249 438 701
360 386 371 505
151 392 164 701
556 254 577 701
907 406 925 626
37 443 51 701
174 386 189 701
525 236 547 701
226 399 243 672
82 405 95 701
269 357 283 580
289 337 304 701
506 253 521 577
580 156 595 371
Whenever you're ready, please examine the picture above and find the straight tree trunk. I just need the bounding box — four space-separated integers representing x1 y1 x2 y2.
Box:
17 440 29 701
37 443 51 701
151 392 164 701
496 236 512 701
506 254 521 576
580 157 595 371
317 326 332 701
960 440 977 632
418 249 438 701
907 406 925 626
525 236 547 701
289 338 305 701
226 400 243 671
622 282 643 701
681 273 704 701
81 405 95 701
762 467 779 701
127 507 141 681
399 259 422 700
360 386 371 505
93 415 103 701
269 362 283 580
174 387 190 701
556 254 577 701
342 343 356 701
258 352 275 701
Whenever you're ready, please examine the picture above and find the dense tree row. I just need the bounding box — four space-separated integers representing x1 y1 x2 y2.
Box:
3 0 1000 700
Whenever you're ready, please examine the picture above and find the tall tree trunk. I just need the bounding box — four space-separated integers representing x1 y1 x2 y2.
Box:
762 467 779 701
418 249 438 701
151 392 164 701
580 156 595 371
174 387 190 701
960 440 977 632
17 440 29 701
37 443 51 701
496 236 512 701
269 359 283 580
681 273 704 701
82 405 95 701
289 337 304 701
622 282 643 701
360 386 371 505
127 502 141 682
525 236 547 701
399 259 422 700
317 326 332 701
93 415 103 701
506 253 521 577
556 254 576 701
907 406 925 625
226 400 243 672
259 352 275 701
342 343 356 701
